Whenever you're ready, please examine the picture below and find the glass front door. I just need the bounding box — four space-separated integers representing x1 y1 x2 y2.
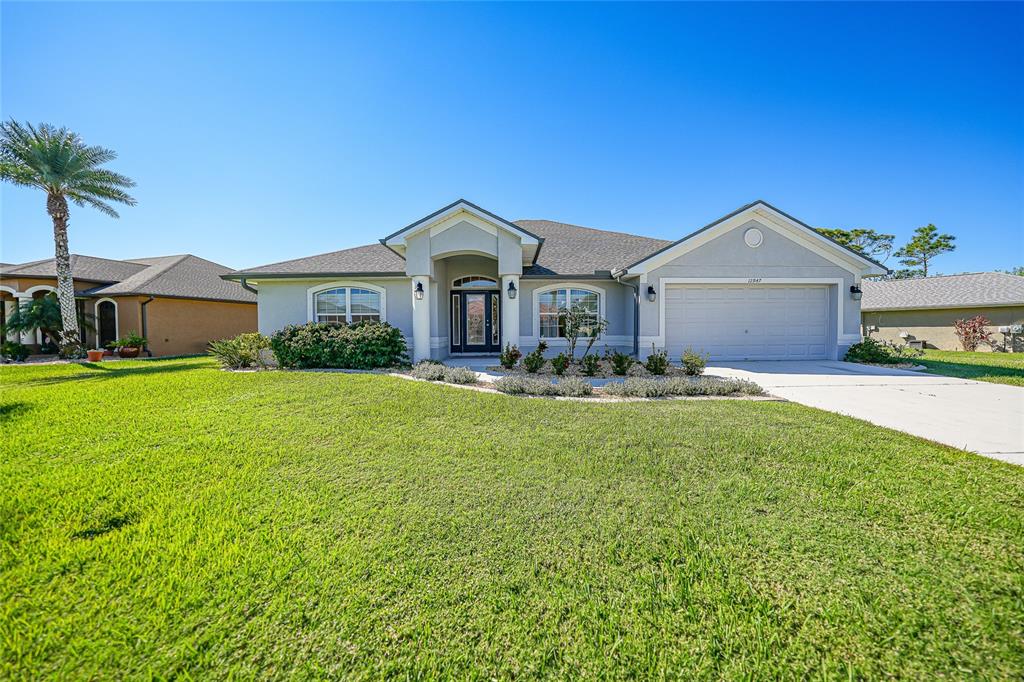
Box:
451 290 500 353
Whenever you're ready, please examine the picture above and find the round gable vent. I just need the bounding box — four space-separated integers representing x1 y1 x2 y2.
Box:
743 227 764 248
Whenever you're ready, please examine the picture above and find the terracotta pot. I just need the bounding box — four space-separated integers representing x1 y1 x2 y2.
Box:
86 349 105 362
118 347 141 358
103 349 114 357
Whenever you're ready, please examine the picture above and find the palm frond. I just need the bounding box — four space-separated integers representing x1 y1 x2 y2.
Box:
0 118 136 214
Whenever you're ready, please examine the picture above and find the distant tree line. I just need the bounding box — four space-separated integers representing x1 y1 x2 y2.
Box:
814 223 956 280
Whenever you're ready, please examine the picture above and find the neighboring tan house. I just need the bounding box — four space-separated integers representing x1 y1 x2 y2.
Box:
1 254 256 356
223 199 887 362
861 272 1024 352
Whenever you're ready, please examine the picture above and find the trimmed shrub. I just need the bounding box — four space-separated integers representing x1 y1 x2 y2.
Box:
522 341 547 374
270 321 408 369
580 354 600 376
556 376 593 397
410 361 446 381
603 376 764 398
1 341 31 363
494 376 560 396
551 352 570 376
603 377 668 398
605 349 634 376
442 366 478 384
208 333 270 369
644 346 670 375
499 343 522 369
681 346 708 376
845 337 923 364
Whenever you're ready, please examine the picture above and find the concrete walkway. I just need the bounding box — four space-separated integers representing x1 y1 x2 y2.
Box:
709 360 1024 465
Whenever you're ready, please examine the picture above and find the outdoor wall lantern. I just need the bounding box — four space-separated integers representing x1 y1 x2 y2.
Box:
647 285 657 302
849 284 862 300
507 280 517 299
414 281 425 300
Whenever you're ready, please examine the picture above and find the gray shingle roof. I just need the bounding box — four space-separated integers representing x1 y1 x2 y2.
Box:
231 243 406 277
228 221 670 279
861 272 1024 311
514 220 671 277
1 254 255 303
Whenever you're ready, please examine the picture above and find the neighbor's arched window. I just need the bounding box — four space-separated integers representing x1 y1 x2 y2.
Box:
538 287 601 338
314 287 382 324
452 275 497 289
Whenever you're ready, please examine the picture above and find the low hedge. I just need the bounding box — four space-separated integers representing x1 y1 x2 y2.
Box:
270 322 408 369
603 377 764 398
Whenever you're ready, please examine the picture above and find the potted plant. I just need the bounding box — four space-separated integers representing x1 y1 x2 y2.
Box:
113 331 146 358
86 348 105 362
102 343 115 357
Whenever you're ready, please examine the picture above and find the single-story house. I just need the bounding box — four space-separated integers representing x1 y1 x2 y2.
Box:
1 254 256 356
861 272 1024 352
224 199 887 363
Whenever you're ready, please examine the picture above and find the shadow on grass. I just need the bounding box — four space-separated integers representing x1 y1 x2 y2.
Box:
918 359 1024 384
0 401 33 422
7 360 204 388
72 512 139 540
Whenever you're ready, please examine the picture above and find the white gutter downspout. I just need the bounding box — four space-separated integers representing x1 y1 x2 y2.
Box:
613 268 640 357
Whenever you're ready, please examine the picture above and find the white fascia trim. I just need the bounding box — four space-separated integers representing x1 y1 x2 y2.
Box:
306 280 388 323
93 297 119 342
652 278 848 360
384 201 540 247
531 282 607 340
628 203 885 277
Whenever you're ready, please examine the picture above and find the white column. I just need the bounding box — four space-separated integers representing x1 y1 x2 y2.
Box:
14 294 33 345
501 274 520 350
411 276 431 362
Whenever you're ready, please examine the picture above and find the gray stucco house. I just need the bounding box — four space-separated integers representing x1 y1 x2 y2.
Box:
223 199 887 362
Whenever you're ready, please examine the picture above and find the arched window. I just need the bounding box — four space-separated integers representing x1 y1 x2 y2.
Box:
537 287 601 338
452 276 497 289
314 287 382 324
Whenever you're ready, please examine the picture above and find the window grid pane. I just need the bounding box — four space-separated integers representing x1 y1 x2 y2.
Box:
349 288 381 323
316 289 346 323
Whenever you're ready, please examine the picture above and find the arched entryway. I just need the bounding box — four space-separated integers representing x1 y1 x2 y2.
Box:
96 299 118 348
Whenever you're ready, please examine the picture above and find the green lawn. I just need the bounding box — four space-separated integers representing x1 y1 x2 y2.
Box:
918 349 1024 386
2 358 1023 678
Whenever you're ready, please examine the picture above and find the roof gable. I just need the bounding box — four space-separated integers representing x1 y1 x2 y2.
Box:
381 199 542 249
620 200 889 277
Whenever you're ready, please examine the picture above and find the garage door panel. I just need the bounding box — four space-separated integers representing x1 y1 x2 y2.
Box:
665 284 831 361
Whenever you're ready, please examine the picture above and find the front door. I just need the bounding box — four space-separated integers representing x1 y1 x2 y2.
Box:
451 291 500 353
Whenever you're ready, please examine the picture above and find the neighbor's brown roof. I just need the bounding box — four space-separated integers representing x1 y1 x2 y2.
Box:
1 254 255 303
1 254 149 282
228 220 671 279
861 272 1024 311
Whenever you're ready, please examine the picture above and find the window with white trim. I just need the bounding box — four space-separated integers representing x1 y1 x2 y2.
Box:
452 276 497 289
314 287 381 324
538 288 600 338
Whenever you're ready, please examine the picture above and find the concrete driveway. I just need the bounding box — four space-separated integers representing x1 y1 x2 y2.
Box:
708 360 1024 465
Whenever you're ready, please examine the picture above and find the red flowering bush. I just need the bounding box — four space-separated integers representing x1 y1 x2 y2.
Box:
952 315 993 351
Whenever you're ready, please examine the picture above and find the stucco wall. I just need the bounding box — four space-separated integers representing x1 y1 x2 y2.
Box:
639 218 863 357
144 298 257 356
863 306 1024 352
256 278 413 343
517 278 634 356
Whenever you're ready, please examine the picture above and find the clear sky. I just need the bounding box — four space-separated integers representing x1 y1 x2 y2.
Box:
2 2 1021 273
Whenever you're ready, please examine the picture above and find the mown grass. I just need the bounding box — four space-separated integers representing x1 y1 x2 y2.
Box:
918 349 1024 386
1 357 1023 679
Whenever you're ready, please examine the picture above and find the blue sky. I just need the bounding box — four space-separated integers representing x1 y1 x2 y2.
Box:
2 2 1021 273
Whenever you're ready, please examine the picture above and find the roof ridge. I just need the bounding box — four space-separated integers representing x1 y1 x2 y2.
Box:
122 254 192 291
233 243 400 274
865 271 1019 284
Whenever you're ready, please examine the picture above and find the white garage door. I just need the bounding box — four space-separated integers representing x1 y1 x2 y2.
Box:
664 285 830 361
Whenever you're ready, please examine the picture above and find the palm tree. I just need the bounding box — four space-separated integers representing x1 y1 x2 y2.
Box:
0 120 135 357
